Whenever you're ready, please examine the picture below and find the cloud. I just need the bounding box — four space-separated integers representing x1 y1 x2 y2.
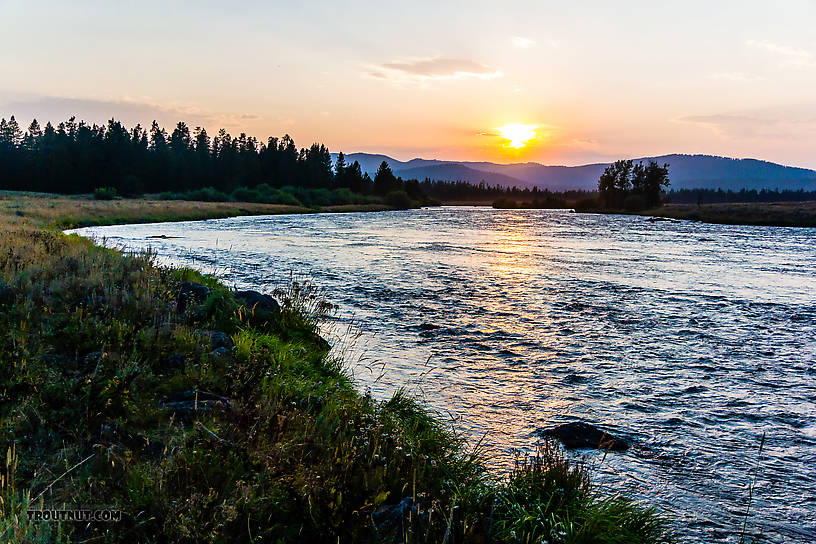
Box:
370 57 502 82
707 72 765 82
511 36 536 48
747 40 816 68
0 95 263 130
678 105 816 139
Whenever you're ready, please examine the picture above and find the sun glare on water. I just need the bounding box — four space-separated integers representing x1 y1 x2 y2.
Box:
497 123 538 149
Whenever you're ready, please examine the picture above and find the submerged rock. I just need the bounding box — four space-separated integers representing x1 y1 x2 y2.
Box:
177 281 212 313
540 421 629 451
419 322 441 331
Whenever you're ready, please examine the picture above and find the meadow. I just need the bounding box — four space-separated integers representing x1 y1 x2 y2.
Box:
643 201 816 228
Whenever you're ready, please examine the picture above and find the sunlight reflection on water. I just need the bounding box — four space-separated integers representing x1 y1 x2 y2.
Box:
71 207 816 543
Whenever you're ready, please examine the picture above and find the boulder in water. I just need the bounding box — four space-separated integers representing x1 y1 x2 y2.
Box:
540 421 629 451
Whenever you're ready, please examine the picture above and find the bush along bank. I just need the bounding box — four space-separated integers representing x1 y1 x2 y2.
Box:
0 227 672 543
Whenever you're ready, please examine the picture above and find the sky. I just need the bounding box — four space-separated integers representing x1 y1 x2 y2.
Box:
2 0 816 168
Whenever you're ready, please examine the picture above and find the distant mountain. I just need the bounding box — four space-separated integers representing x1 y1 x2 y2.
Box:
332 152 816 191
397 163 533 188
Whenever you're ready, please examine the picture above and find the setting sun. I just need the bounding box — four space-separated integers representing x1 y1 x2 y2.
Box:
496 123 538 149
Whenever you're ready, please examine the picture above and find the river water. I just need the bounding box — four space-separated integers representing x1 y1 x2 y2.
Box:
71 207 816 543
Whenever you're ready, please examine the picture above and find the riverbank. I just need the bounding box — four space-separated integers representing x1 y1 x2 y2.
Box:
575 201 816 228
642 201 816 228
0 199 671 542
0 191 394 230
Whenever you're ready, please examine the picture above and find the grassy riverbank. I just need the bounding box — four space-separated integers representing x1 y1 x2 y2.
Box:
0 191 393 230
0 198 672 543
641 201 816 228
575 200 816 228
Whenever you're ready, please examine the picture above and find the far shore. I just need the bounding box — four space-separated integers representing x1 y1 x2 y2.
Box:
576 201 816 228
0 191 394 230
4 191 814 231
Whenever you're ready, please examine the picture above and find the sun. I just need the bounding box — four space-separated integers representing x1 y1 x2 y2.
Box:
496 123 538 149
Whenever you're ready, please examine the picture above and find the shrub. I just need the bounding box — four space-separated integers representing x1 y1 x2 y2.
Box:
187 187 229 202
573 196 599 211
93 187 117 200
309 188 333 206
493 197 518 209
231 186 261 202
384 190 413 209
271 188 302 206
624 193 647 212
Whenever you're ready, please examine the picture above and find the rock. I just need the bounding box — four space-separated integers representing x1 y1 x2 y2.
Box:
210 347 233 360
372 497 418 531
235 289 281 327
0 283 14 306
419 323 440 331
310 333 331 352
199 330 233 350
235 289 281 315
95 421 165 459
164 353 187 371
160 390 233 418
177 281 212 313
83 351 106 367
40 354 72 367
540 421 629 451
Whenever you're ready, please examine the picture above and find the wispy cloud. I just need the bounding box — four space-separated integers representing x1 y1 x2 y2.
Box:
511 36 536 48
678 105 816 139
369 57 502 82
0 95 263 130
747 40 816 68
707 71 765 82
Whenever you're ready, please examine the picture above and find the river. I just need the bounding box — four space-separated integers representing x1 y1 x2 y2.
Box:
70 207 816 543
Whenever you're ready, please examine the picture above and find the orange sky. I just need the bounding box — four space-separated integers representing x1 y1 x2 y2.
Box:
2 1 816 167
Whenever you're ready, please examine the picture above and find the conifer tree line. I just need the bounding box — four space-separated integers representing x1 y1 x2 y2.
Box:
3 116 814 208
0 114 597 207
0 115 416 200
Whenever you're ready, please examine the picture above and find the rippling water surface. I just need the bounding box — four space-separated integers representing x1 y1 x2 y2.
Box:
72 207 816 542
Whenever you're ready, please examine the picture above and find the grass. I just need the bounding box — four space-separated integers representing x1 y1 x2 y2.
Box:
0 197 673 543
574 200 816 228
0 191 396 231
643 201 816 228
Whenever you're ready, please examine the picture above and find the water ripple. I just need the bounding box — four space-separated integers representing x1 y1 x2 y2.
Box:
71 207 816 543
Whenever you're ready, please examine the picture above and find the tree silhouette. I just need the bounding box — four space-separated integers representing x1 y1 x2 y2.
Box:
374 161 398 195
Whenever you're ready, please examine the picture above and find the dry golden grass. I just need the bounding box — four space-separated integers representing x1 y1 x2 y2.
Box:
0 191 313 230
648 201 816 228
